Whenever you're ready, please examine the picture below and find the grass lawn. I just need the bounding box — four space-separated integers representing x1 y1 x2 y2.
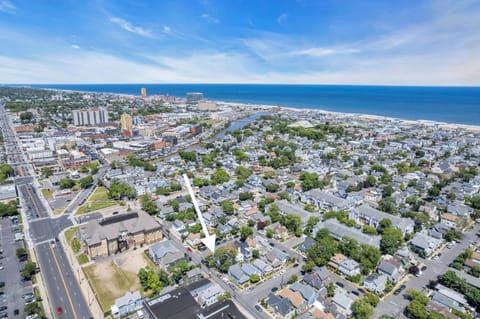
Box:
76 186 117 215
65 226 79 244
41 189 54 198
84 262 139 313
77 254 89 265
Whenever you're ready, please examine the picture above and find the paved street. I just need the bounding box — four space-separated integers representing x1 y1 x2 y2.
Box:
0 217 34 318
36 242 92 319
375 224 480 318
29 216 73 244
0 101 93 319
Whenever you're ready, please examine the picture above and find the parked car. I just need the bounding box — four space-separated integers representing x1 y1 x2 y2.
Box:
255 305 263 312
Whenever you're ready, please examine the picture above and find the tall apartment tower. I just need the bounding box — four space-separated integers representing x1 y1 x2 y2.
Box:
72 107 109 126
141 87 147 98
120 113 133 137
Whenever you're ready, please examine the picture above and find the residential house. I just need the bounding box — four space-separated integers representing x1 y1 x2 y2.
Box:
440 213 459 229
290 282 317 306
447 204 473 217
338 259 361 277
332 289 356 316
377 257 403 282
328 254 348 271
279 288 307 312
185 233 201 248
266 293 295 319
197 283 224 308
410 230 443 256
348 204 414 235
228 264 249 285
314 219 381 248
252 259 273 275
276 199 312 225
298 237 316 255
180 268 203 286
303 267 332 290
148 240 185 269
267 222 288 239
302 189 357 212
241 263 262 277
111 291 143 318
363 273 387 294
266 248 290 268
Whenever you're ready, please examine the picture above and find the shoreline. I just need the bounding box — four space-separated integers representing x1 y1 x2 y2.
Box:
20 86 480 131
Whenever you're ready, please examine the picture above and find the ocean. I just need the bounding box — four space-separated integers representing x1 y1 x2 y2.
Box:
30 84 480 126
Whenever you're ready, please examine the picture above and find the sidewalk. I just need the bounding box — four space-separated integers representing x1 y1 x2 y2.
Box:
59 229 104 318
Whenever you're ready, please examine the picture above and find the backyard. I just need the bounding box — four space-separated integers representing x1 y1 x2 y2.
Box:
83 248 150 313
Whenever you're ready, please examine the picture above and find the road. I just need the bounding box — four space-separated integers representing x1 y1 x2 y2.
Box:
0 101 94 318
375 224 480 318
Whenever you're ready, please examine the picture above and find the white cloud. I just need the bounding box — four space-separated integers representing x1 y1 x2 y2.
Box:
70 44 80 49
0 0 15 14
109 17 155 38
162 26 171 34
290 47 360 57
201 14 219 24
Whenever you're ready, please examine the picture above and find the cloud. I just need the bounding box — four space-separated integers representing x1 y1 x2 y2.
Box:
109 17 155 38
0 0 15 14
277 13 288 25
201 13 219 24
290 47 360 57
70 44 80 49
162 26 171 34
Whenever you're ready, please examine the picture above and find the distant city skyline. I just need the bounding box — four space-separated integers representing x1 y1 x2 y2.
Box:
0 0 479 85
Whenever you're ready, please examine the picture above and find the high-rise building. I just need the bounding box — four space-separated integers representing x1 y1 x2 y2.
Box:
120 113 133 137
186 92 204 104
141 87 147 98
72 107 109 126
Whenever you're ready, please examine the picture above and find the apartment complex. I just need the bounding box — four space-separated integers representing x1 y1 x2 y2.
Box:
72 107 109 126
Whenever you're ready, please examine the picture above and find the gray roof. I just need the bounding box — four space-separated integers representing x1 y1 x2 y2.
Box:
316 219 381 248
149 240 182 265
83 211 161 246
304 189 353 210
450 268 480 289
0 184 16 201
114 290 141 308
431 292 464 312
290 282 316 301
332 289 355 312
241 263 261 276
356 204 414 231
276 200 311 223
267 293 294 317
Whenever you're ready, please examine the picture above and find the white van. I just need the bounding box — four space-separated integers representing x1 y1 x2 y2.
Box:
137 310 144 318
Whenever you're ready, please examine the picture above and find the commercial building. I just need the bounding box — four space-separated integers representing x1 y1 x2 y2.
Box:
81 211 162 258
120 113 133 136
186 92 204 104
72 107 109 126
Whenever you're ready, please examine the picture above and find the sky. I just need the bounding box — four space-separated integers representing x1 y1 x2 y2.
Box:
0 0 479 85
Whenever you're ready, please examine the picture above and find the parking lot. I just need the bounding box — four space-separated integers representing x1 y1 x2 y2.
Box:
0 216 34 318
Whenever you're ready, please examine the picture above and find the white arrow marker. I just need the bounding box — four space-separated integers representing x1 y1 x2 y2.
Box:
182 174 216 253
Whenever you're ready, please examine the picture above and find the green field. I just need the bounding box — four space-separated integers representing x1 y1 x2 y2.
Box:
76 186 117 215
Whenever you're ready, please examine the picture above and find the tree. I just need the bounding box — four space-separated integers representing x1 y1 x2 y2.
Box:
358 244 382 275
250 274 260 283
378 197 398 215
221 200 234 215
362 225 378 235
378 218 392 234
266 228 274 238
108 179 135 199
141 194 159 215
380 227 404 255
179 150 197 162
351 299 375 319
16 247 27 258
406 300 428 319
235 165 252 180
326 283 335 297
239 192 254 201
21 262 37 280
0 201 19 217
302 261 315 273
211 169 230 185
240 226 253 240
307 229 338 266
305 216 320 236
58 178 76 189
79 175 94 189
41 167 53 178
252 249 260 259
288 274 298 284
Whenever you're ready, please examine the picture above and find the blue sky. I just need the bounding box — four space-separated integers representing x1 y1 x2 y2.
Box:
0 0 479 85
